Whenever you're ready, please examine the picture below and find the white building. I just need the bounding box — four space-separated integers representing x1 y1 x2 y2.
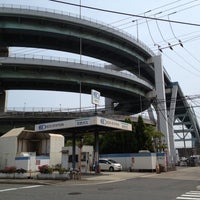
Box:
62 145 94 173
0 127 64 171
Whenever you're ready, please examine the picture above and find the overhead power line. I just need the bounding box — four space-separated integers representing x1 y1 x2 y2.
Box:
111 0 182 26
49 0 200 27
121 1 200 30
162 52 200 77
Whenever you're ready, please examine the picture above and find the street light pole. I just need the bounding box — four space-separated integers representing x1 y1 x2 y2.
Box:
79 0 81 18
23 102 26 112
79 0 82 64
132 20 139 42
136 19 138 42
79 82 81 113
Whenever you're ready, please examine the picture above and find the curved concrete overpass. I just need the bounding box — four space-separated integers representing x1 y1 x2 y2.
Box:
0 56 153 113
0 5 156 84
0 5 159 114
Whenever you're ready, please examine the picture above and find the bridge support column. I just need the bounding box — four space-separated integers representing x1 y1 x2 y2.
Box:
94 131 100 173
147 106 156 125
0 47 9 57
0 47 9 112
0 90 8 112
72 134 76 171
168 83 178 165
105 98 112 111
153 55 172 168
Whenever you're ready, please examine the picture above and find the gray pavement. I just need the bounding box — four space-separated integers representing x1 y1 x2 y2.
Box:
0 166 199 186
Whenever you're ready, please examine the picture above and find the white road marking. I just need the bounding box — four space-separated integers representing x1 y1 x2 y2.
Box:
20 185 43 189
176 197 200 200
0 188 18 192
187 192 200 194
176 190 200 200
0 185 43 193
182 194 200 198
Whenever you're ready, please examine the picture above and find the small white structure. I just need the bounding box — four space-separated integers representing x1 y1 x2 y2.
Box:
62 145 94 173
101 152 167 171
130 152 157 171
0 127 64 171
15 152 37 172
61 148 69 170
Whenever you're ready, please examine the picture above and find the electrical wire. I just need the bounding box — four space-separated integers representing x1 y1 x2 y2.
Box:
108 1 200 53
183 47 200 65
144 13 162 51
162 52 200 77
119 1 200 55
151 34 200 52
173 49 200 74
49 0 200 27
154 14 173 50
112 0 184 29
167 14 184 47
119 0 200 30
142 1 200 51
154 0 199 18
111 0 183 26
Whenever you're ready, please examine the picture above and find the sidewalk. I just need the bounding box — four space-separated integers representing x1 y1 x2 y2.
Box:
0 171 156 185
0 167 199 185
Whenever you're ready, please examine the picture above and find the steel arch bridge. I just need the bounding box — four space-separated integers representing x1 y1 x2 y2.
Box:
0 4 199 160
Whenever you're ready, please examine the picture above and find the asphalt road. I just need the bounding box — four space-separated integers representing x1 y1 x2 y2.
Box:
0 167 200 200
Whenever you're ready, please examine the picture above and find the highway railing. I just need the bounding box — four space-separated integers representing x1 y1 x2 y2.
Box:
0 4 155 56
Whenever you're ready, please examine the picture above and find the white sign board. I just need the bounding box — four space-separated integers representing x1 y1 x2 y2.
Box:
35 117 95 132
35 116 132 132
91 89 100 105
96 117 132 131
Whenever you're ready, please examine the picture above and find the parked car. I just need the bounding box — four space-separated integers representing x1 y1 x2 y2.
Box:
97 159 122 172
179 157 188 166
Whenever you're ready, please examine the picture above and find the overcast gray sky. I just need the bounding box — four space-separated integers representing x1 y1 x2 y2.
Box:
1 0 200 116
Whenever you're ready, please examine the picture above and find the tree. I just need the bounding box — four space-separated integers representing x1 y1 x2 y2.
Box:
144 125 166 152
82 135 94 146
135 115 147 151
99 118 138 154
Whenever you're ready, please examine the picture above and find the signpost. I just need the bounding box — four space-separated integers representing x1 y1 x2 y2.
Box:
91 89 100 115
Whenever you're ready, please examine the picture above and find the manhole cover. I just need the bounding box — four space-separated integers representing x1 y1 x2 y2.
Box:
68 192 82 195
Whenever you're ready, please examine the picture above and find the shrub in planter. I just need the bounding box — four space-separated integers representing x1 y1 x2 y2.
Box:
54 164 68 174
3 166 16 173
58 167 68 174
38 165 53 174
16 168 27 174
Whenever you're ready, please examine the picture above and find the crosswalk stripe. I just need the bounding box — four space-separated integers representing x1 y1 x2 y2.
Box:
182 194 200 198
176 197 200 200
187 193 200 195
190 192 200 193
176 190 200 200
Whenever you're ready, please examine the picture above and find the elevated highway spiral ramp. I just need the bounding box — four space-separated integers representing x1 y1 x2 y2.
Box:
0 4 199 164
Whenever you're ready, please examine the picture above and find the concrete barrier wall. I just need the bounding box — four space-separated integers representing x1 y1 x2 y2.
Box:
100 152 166 171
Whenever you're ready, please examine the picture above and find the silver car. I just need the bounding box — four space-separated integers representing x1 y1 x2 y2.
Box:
98 159 122 172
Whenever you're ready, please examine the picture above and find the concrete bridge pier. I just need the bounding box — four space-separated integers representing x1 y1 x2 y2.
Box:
153 55 175 169
167 83 178 165
0 90 7 112
0 47 9 113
